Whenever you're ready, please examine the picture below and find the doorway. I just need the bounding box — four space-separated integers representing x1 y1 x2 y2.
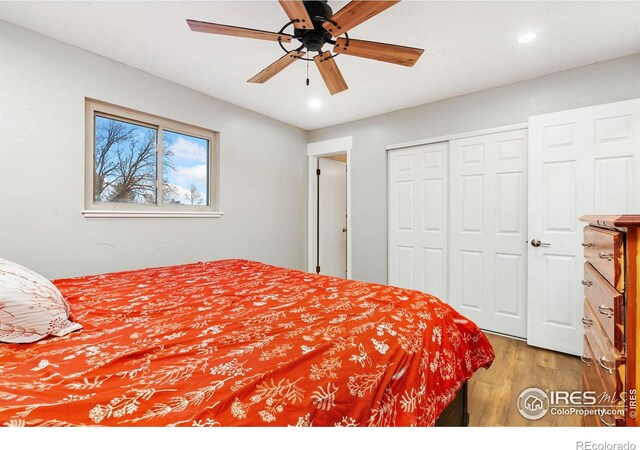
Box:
307 137 352 279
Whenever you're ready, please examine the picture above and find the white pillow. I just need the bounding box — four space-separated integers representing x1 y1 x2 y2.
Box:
0 258 82 343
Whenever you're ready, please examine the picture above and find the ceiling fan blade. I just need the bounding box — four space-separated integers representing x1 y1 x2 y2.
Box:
278 0 313 30
314 51 348 95
248 51 306 84
334 38 424 67
187 19 292 43
323 0 400 37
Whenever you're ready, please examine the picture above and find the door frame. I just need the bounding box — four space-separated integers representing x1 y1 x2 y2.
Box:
307 136 353 278
386 122 528 151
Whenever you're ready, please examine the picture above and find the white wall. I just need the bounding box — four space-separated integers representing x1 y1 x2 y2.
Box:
0 21 308 279
309 54 640 284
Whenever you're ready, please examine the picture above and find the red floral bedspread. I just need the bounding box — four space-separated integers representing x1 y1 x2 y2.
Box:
0 260 494 426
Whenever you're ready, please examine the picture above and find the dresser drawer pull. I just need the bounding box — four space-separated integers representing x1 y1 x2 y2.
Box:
598 414 615 427
581 242 594 247
581 317 593 327
598 305 614 318
581 280 592 287
580 354 592 366
598 252 614 261
598 356 613 374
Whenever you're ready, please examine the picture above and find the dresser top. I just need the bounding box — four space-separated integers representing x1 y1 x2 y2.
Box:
580 215 640 228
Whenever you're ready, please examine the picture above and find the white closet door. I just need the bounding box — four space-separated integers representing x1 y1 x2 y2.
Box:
449 129 528 338
528 98 640 356
388 142 448 301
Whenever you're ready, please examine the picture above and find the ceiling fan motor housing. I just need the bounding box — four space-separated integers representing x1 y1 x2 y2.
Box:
295 0 334 52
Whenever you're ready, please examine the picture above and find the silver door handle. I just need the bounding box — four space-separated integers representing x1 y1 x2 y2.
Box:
342 227 347 232
582 280 592 287
581 317 593 327
530 239 551 248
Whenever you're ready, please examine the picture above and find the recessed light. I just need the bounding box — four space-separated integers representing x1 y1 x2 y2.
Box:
518 33 537 44
308 98 322 109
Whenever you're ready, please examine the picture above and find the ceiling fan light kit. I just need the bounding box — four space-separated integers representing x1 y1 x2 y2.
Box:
187 0 425 96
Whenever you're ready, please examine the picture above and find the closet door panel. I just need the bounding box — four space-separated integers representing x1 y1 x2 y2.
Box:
449 129 528 338
388 142 448 301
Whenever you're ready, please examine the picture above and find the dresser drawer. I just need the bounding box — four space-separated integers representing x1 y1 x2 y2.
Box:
580 374 624 427
583 226 624 292
581 336 626 427
581 336 604 398
583 300 625 397
582 262 625 351
581 400 626 427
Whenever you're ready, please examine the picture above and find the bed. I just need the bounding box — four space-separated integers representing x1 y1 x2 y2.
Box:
0 259 494 426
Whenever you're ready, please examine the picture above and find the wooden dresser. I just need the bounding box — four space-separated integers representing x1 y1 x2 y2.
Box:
579 215 639 427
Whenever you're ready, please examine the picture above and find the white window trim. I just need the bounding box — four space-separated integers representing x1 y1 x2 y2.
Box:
84 98 223 218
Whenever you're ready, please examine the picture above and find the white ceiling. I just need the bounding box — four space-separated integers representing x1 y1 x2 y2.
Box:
1 1 640 130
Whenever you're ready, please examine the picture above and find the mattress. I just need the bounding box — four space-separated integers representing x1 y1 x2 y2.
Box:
0 259 494 426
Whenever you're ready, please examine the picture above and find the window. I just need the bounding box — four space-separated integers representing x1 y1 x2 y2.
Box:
84 99 220 217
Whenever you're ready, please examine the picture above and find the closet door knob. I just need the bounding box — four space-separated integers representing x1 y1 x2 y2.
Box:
531 239 551 247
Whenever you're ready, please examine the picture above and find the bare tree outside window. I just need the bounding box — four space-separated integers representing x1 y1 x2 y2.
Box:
94 116 176 204
184 184 203 205
163 130 209 206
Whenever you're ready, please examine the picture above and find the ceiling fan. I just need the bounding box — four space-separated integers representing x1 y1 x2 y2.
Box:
187 0 424 95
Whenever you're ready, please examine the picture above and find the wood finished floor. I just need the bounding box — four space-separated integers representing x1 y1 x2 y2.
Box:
468 332 582 426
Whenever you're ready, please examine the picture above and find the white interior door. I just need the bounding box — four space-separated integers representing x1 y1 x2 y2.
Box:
449 129 528 338
318 157 347 278
388 142 448 301
528 98 640 356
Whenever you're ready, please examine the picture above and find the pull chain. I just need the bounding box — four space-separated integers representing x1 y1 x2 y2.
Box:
306 59 310 86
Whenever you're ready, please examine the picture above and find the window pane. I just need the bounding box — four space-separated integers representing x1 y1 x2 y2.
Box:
162 130 209 206
94 115 157 204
